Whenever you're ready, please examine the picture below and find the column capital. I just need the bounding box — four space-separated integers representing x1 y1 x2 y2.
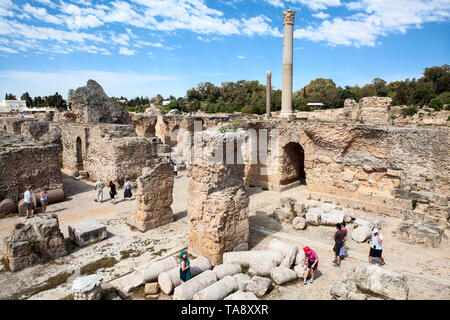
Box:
266 71 272 77
282 10 295 25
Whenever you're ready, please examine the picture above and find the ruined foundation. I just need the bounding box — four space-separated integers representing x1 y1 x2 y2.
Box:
127 162 174 232
187 130 250 265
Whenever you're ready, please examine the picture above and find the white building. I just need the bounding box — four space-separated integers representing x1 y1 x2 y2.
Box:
0 100 27 112
306 102 325 110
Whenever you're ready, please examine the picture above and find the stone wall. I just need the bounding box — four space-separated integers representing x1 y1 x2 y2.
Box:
2 214 67 272
70 80 128 124
60 123 160 185
187 130 250 265
0 132 62 202
244 121 449 225
127 163 174 232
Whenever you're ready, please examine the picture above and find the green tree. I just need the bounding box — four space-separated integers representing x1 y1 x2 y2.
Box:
20 92 33 107
5 93 17 100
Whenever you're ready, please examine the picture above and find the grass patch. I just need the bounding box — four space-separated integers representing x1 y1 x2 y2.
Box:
241 266 249 274
80 257 118 275
13 270 75 299
425 177 432 182
120 249 136 260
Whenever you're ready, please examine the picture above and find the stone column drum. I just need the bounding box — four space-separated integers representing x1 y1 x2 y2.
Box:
127 162 174 232
280 9 295 117
266 71 272 116
187 130 250 265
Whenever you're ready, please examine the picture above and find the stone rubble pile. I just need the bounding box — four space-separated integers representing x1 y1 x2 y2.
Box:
392 219 445 248
330 263 409 300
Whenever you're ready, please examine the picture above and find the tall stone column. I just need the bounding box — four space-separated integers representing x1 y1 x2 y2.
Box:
280 10 295 117
266 71 272 116
188 130 249 265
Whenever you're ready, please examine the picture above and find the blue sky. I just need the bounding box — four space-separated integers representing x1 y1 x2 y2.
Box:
0 0 449 99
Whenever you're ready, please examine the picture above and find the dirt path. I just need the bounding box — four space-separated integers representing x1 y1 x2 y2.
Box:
0 174 448 300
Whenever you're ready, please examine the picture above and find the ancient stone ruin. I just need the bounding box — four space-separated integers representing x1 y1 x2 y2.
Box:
127 162 174 232
70 79 128 124
187 130 250 265
2 214 67 272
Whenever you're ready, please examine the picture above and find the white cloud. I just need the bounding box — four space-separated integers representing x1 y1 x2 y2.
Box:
241 16 282 37
236 55 245 59
266 0 341 10
23 3 64 25
312 12 330 19
266 0 285 8
295 0 450 47
0 45 17 53
119 47 136 55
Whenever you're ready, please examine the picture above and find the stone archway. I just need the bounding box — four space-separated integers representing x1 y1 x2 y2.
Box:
280 142 306 185
76 137 84 171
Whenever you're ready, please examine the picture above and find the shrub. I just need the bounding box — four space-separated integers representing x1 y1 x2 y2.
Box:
429 98 443 111
401 106 418 117
241 105 253 114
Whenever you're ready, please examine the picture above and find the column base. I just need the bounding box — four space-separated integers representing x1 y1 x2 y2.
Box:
279 112 294 118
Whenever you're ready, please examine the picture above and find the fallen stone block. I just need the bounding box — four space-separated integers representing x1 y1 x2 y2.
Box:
248 259 277 277
392 219 445 248
267 239 298 268
273 207 294 223
2 213 67 272
270 266 298 285
193 275 237 300
292 217 306 230
351 263 409 300
223 250 283 267
354 215 381 230
145 294 159 300
224 291 258 300
173 270 217 300
305 207 322 225
68 220 107 247
233 273 251 291
294 264 306 278
294 249 305 265
245 276 272 297
136 256 178 283
72 274 103 300
46 189 65 204
351 225 372 243
144 282 160 295
320 209 345 226
0 199 17 215
213 263 242 280
158 257 211 294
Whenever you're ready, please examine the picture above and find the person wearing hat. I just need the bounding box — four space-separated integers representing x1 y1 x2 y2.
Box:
302 246 319 285
179 250 191 283
369 228 385 265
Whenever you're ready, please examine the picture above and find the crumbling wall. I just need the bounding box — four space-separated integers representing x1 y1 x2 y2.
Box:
188 130 249 265
0 132 62 202
127 163 174 232
70 79 128 124
2 214 67 272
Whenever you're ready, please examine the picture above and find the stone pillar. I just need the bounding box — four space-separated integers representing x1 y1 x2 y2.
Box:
127 162 174 232
280 9 295 117
266 71 272 116
187 130 249 265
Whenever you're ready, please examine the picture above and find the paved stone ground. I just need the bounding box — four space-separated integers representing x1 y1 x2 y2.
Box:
0 173 448 300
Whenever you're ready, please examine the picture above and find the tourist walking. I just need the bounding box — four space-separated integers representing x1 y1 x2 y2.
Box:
369 228 385 265
333 223 346 266
24 186 34 218
174 164 178 177
124 180 132 201
339 221 348 259
109 181 117 204
95 178 105 203
302 246 319 285
168 156 174 165
179 250 191 283
40 188 48 213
